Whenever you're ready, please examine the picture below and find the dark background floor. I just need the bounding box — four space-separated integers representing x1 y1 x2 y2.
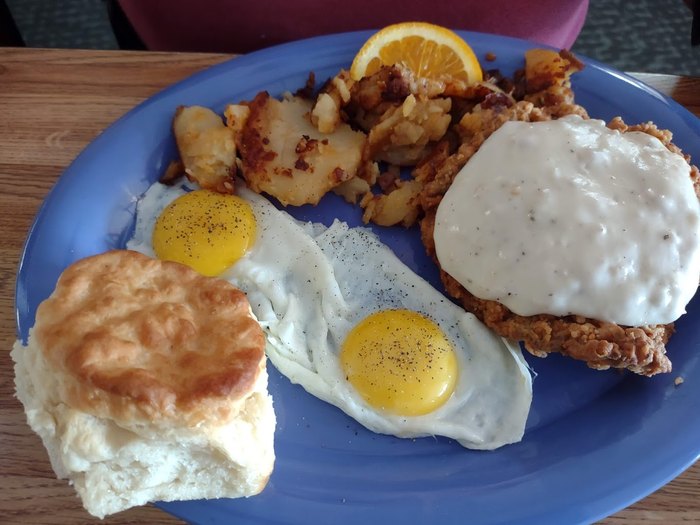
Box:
5 0 700 76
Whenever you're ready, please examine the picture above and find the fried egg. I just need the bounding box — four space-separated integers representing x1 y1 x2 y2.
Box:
152 189 256 276
127 182 533 449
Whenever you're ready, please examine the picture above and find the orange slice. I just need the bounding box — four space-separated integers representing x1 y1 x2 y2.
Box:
350 22 483 83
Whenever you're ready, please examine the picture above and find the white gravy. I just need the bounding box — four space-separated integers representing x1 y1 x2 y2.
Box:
433 115 700 326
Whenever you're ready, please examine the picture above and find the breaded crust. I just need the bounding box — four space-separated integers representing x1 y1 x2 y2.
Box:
34 250 266 426
422 211 674 375
419 104 699 376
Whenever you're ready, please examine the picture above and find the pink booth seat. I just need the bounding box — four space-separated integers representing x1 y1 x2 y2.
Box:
117 0 589 53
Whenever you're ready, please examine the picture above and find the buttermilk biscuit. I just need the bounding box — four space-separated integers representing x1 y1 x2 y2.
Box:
12 250 275 518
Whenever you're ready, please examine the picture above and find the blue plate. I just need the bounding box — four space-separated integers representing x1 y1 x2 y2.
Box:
15 31 700 525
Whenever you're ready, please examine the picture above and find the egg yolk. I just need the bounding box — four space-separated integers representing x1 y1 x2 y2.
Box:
152 190 256 276
340 309 458 417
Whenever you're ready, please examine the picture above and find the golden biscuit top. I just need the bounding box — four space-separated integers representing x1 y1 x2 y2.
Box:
34 250 265 427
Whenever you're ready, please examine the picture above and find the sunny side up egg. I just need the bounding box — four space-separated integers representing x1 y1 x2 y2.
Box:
127 182 533 450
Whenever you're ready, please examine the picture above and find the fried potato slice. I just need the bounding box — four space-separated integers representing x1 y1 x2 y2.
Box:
236 92 366 206
172 106 236 193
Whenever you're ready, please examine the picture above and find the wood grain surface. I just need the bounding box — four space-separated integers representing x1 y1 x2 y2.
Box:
1 47 699 525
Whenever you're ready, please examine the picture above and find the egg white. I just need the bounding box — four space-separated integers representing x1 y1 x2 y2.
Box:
127 182 533 449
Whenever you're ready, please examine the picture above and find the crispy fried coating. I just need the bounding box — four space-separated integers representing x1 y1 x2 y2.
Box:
418 107 697 376
417 50 696 376
608 117 700 197
421 211 674 376
418 100 587 216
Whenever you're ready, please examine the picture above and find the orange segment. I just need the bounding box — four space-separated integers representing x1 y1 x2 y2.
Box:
350 22 483 83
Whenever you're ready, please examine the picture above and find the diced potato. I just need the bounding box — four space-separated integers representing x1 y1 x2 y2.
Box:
310 70 354 134
311 93 339 134
361 179 423 227
224 104 251 138
332 176 371 204
366 96 452 166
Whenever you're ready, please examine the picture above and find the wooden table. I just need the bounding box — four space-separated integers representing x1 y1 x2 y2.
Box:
1 47 699 525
